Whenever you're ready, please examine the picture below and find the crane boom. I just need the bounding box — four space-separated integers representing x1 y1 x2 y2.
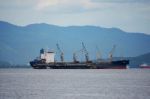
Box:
56 43 64 62
73 49 83 63
82 42 91 63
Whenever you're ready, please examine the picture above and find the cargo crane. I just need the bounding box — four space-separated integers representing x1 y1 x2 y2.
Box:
82 42 92 63
56 43 64 63
109 45 116 62
73 49 83 63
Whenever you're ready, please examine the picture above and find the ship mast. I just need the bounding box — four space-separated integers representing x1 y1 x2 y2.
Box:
109 45 116 62
82 42 92 63
56 43 64 62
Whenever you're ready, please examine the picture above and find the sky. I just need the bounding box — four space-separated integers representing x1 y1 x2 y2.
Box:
0 0 150 34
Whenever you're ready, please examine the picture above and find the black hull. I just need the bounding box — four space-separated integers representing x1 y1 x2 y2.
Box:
30 60 129 69
96 60 129 69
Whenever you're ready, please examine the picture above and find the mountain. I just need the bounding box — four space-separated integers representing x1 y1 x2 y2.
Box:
0 21 150 65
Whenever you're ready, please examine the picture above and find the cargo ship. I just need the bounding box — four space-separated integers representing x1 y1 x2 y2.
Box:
30 43 129 69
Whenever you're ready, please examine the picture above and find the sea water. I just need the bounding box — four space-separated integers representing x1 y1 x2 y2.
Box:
0 69 150 99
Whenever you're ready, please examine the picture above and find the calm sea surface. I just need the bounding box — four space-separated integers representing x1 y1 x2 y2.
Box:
0 69 150 99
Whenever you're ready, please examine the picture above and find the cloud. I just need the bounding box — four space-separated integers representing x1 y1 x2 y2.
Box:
35 0 102 13
36 0 59 10
0 0 36 7
0 0 150 33
2 0 148 14
35 0 150 13
92 0 150 3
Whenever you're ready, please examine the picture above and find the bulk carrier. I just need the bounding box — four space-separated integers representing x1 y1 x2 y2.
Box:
30 43 129 69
